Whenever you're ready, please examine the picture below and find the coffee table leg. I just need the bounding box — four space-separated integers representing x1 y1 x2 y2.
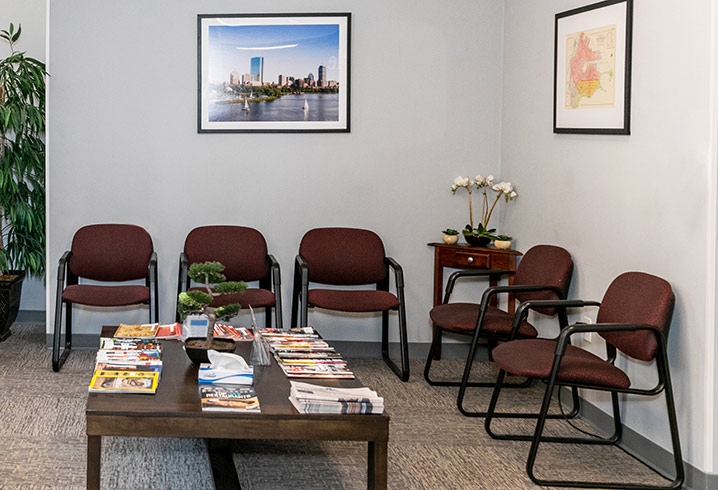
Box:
87 435 101 490
367 441 387 490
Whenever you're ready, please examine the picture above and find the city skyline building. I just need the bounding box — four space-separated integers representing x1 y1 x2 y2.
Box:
230 70 240 86
318 65 327 88
250 56 264 84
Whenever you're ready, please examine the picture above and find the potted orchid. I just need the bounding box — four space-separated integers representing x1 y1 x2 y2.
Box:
451 174 517 246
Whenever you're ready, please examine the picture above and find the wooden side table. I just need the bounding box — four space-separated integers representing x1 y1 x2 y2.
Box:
427 242 522 359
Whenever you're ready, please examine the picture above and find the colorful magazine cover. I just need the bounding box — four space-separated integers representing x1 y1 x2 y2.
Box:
113 323 159 338
88 370 159 394
200 386 260 412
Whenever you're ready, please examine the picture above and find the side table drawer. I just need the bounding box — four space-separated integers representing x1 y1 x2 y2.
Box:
455 251 490 269
438 247 492 269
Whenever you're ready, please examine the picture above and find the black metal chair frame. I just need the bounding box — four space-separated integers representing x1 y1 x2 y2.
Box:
424 269 581 419
52 250 158 372
291 255 409 382
177 252 282 329
484 299 684 490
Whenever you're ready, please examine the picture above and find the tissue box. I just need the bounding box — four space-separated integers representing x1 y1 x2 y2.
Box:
198 363 254 385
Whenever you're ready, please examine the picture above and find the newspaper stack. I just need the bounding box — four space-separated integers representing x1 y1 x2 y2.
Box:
288 380 384 414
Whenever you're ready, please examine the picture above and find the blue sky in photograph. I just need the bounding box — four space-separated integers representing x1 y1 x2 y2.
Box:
208 24 340 84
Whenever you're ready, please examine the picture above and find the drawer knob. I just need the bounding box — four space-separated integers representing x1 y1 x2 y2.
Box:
467 257 474 264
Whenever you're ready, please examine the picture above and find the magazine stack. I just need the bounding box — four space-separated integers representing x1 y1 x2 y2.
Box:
289 381 384 414
88 336 163 394
261 327 354 379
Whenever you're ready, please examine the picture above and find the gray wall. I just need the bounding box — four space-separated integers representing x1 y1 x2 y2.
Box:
0 0 46 311
501 0 712 473
47 1 504 339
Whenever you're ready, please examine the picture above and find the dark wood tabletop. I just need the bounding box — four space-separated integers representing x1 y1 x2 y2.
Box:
86 326 389 490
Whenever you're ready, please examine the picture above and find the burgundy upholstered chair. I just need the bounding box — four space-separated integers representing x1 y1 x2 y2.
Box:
484 272 683 490
424 244 575 416
177 226 281 329
52 224 158 372
290 227 409 381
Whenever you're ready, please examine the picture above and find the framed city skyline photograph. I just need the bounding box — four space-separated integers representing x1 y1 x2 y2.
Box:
553 0 632 134
198 13 351 133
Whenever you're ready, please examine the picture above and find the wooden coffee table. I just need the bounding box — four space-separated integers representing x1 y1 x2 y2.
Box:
86 327 389 489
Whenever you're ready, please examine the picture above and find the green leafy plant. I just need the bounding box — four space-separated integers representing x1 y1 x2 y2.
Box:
463 223 497 239
442 228 459 235
0 23 46 278
495 234 512 241
177 261 247 345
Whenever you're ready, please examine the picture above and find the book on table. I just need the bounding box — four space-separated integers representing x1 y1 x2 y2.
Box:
113 323 159 338
213 323 254 341
289 381 384 414
154 323 182 340
89 370 160 394
100 337 162 352
89 336 164 394
200 386 261 412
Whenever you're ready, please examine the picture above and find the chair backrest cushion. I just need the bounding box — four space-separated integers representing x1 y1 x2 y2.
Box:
513 245 574 316
299 228 387 285
597 272 674 362
69 224 153 282
184 226 269 282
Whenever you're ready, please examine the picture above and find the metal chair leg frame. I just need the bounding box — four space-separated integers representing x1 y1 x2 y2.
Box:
424 326 532 389
52 301 71 372
381 307 410 382
524 365 682 488
456 319 573 418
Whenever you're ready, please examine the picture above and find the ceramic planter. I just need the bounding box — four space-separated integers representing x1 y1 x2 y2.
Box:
0 270 25 341
493 240 512 250
442 234 459 245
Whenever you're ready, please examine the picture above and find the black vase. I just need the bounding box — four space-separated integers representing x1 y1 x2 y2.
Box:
464 235 491 247
0 270 25 341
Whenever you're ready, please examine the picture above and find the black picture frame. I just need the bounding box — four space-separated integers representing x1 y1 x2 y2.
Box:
197 13 351 133
553 0 633 135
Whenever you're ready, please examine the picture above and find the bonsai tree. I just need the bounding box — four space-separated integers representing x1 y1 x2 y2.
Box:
0 23 46 278
177 261 247 346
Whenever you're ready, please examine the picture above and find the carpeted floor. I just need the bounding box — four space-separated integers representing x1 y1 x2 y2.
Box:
0 323 671 489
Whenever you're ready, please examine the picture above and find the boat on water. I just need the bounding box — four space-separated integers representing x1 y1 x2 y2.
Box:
242 98 250 111
302 99 309 110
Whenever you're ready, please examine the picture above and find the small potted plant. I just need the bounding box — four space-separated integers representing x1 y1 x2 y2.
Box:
493 234 513 250
177 261 247 364
441 228 459 244
451 174 517 247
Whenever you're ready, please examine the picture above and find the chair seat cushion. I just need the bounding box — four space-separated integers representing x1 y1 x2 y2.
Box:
62 285 150 307
188 288 276 308
429 303 538 338
308 289 400 312
492 339 631 389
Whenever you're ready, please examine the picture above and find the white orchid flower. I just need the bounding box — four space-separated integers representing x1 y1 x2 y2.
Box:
453 176 470 187
510 191 517 198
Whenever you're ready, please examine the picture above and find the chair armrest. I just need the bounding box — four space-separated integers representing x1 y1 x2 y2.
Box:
295 255 309 286
267 254 281 286
384 257 404 289
148 252 158 285
552 322 668 395
508 299 601 340
177 252 189 295
444 269 514 303
479 284 564 312
56 251 72 282
555 322 665 356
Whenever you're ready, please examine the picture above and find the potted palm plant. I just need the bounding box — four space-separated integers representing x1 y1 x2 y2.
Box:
0 23 47 340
